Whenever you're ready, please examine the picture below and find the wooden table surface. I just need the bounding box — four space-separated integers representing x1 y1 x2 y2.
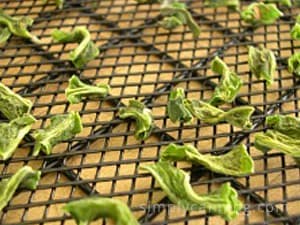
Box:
0 1 299 225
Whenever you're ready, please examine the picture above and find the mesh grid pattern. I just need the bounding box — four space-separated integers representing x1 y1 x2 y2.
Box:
0 0 299 224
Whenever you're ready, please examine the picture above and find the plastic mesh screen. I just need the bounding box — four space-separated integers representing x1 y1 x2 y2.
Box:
0 0 299 225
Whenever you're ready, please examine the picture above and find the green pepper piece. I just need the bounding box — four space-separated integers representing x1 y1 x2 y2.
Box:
0 114 36 160
241 3 283 26
140 161 243 221
248 45 276 85
209 56 243 106
0 82 33 121
119 100 153 140
33 111 83 156
167 88 193 123
0 166 41 211
160 143 254 176
0 10 41 44
64 197 140 225
52 27 99 68
65 75 110 104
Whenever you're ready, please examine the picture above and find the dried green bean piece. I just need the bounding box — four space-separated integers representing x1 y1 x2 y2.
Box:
66 75 110 104
160 143 254 176
140 161 243 221
0 82 33 121
248 45 276 85
204 0 240 11
291 15 300 40
0 114 36 160
159 0 200 37
167 88 193 123
209 56 243 106
241 3 283 26
0 27 11 44
64 197 140 225
254 114 300 166
33 112 83 156
52 27 99 68
288 52 300 76
0 166 41 211
0 10 41 44
185 99 254 129
119 100 153 140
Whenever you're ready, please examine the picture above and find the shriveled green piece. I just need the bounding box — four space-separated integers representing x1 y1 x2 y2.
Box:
248 45 276 85
255 130 300 157
160 143 254 176
185 99 254 129
119 100 153 140
64 197 140 225
209 56 243 106
291 15 300 40
288 52 300 76
241 3 283 26
159 0 200 37
0 27 11 44
0 166 41 211
140 161 243 221
254 114 300 165
33 112 82 156
43 0 64 9
204 0 240 11
266 114 300 139
0 114 36 160
52 27 99 68
0 82 33 120
0 10 41 44
265 0 291 7
66 75 110 104
255 130 300 165
167 88 193 123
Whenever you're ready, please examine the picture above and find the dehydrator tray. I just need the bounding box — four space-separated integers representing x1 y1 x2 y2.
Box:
0 0 300 224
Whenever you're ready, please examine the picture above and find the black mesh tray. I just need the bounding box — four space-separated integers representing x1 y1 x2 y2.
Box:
0 0 299 224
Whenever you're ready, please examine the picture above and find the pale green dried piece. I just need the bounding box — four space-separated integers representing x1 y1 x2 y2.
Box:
140 161 243 221
209 56 243 106
291 15 300 40
0 82 33 121
0 166 41 211
160 143 254 176
33 112 82 156
185 99 254 129
288 52 300 76
52 27 99 68
254 114 300 166
248 45 276 85
64 197 140 225
119 100 153 140
167 88 193 123
0 27 11 44
159 0 200 37
241 3 283 26
0 10 41 44
0 114 36 160
66 75 110 104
